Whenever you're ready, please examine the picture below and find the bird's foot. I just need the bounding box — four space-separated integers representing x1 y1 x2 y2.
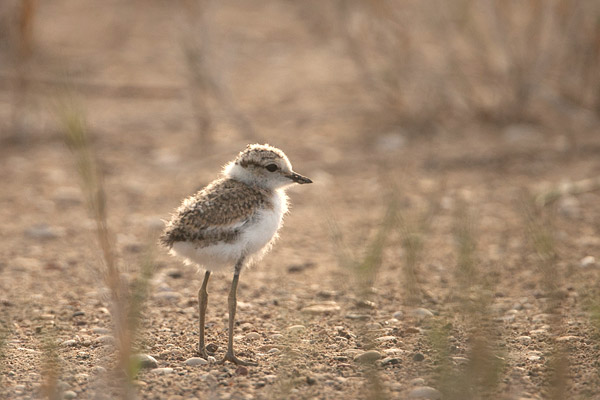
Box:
196 348 209 359
219 351 257 366
196 346 214 359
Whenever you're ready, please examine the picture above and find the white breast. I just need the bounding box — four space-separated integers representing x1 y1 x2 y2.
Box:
242 189 288 262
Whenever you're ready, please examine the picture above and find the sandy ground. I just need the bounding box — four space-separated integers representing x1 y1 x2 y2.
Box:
1 1 600 399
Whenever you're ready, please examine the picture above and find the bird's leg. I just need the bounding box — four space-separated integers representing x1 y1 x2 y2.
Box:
220 258 257 366
197 270 211 358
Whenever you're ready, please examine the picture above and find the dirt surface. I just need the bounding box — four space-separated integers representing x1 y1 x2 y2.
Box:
2 1 600 399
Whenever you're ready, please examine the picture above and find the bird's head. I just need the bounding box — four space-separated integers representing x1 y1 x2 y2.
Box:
224 144 312 189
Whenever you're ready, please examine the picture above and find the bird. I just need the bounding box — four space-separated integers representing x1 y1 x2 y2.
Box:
159 144 312 366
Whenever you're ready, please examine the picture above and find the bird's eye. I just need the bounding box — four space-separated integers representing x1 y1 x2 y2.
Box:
265 164 278 172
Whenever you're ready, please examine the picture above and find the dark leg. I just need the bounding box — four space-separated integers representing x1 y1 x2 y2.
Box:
197 270 211 358
220 258 257 366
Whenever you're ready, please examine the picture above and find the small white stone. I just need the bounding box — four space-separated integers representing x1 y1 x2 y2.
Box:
131 354 158 369
580 256 596 267
365 322 382 330
301 302 341 314
63 390 77 399
517 336 532 343
184 357 208 366
287 325 306 333
375 336 396 342
151 367 174 375
410 308 434 319
408 386 442 399
556 335 579 342
24 224 64 239
61 340 77 347
245 332 261 341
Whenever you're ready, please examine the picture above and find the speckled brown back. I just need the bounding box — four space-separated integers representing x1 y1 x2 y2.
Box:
160 178 272 248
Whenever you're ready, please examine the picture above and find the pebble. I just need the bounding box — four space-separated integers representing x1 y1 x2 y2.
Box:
356 299 377 309
558 196 580 218
383 348 405 355
532 314 550 323
24 224 63 239
271 333 284 340
91 366 106 374
206 343 218 353
154 291 182 302
410 308 434 319
53 186 82 206
184 357 208 366
517 336 532 343
410 378 426 386
409 386 442 399
131 354 158 369
240 322 254 331
61 339 78 347
375 132 406 152
498 314 515 322
580 256 596 267
301 302 341 314
375 336 396 342
392 310 404 319
381 357 400 366
503 124 542 145
13 257 42 270
287 325 306 333
354 350 382 364
151 367 174 375
413 353 425 362
63 390 77 399
267 348 280 354
365 322 382 330
92 327 111 335
345 314 370 321
164 268 183 279
556 335 579 342
94 335 115 345
245 332 261 341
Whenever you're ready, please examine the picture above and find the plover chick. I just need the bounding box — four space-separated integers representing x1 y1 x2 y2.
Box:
160 144 312 366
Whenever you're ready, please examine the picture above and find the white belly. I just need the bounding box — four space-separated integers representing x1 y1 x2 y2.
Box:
170 190 288 272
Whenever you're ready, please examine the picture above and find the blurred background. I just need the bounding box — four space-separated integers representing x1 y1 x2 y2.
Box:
2 1 600 399
2 0 600 151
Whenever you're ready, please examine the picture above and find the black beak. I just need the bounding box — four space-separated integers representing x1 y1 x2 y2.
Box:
287 172 312 184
